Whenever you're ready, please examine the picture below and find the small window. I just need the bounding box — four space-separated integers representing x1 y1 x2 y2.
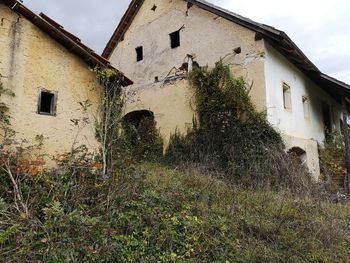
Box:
136 46 143 62
282 82 292 110
38 89 57 116
302 96 310 119
170 30 180 49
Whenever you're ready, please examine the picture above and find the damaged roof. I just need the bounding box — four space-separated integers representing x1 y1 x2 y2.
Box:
102 0 350 99
1 0 133 86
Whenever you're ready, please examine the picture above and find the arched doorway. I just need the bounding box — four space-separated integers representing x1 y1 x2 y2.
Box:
123 110 154 127
122 110 162 160
288 146 307 166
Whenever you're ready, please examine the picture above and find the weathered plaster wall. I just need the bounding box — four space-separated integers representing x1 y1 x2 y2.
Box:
124 79 195 146
282 134 320 177
264 42 342 177
264 42 341 142
109 0 343 178
110 0 267 141
0 4 101 160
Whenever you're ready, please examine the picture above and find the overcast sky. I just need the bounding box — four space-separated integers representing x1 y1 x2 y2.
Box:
23 0 350 83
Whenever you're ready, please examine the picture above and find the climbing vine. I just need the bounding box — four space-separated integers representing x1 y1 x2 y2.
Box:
165 61 297 183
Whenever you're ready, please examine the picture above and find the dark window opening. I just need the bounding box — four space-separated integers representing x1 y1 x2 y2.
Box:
322 103 332 134
151 4 157 11
136 46 143 62
170 30 180 49
38 90 57 116
234 47 242 54
122 110 161 161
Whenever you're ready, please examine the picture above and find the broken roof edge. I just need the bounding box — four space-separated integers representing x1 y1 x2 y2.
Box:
1 0 133 86
320 73 350 93
102 0 144 59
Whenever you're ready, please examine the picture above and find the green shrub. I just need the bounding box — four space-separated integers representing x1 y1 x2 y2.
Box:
1 163 349 262
122 115 164 162
164 62 314 193
319 131 346 190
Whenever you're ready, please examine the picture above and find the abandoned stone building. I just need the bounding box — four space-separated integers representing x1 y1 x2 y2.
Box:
0 0 131 164
103 0 350 178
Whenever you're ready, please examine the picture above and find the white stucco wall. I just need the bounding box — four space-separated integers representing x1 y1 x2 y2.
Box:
264 42 342 177
123 79 195 147
264 43 341 143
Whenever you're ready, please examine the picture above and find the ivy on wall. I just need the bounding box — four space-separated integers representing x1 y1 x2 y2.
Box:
165 61 288 180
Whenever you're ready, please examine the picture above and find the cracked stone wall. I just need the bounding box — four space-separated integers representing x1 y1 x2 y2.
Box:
0 4 101 161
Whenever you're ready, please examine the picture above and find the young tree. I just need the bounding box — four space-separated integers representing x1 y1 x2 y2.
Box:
94 68 125 176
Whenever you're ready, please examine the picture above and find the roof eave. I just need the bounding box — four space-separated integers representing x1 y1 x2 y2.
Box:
102 0 144 59
2 0 133 86
102 0 348 91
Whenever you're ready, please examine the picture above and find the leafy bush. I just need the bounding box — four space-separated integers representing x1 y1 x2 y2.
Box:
122 115 163 162
319 131 346 189
1 61 347 262
164 62 315 193
1 163 349 262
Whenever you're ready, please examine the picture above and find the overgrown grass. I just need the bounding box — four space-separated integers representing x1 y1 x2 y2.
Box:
1 163 349 262
1 61 349 262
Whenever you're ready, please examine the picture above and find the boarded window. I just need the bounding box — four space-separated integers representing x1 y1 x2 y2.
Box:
282 82 292 110
302 96 310 119
38 89 57 116
136 46 143 62
170 30 180 48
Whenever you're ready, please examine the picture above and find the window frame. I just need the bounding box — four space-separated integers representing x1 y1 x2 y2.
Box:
37 88 58 116
302 96 310 120
282 81 292 111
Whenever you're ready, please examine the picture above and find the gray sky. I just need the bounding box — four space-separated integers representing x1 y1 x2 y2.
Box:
24 0 350 84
